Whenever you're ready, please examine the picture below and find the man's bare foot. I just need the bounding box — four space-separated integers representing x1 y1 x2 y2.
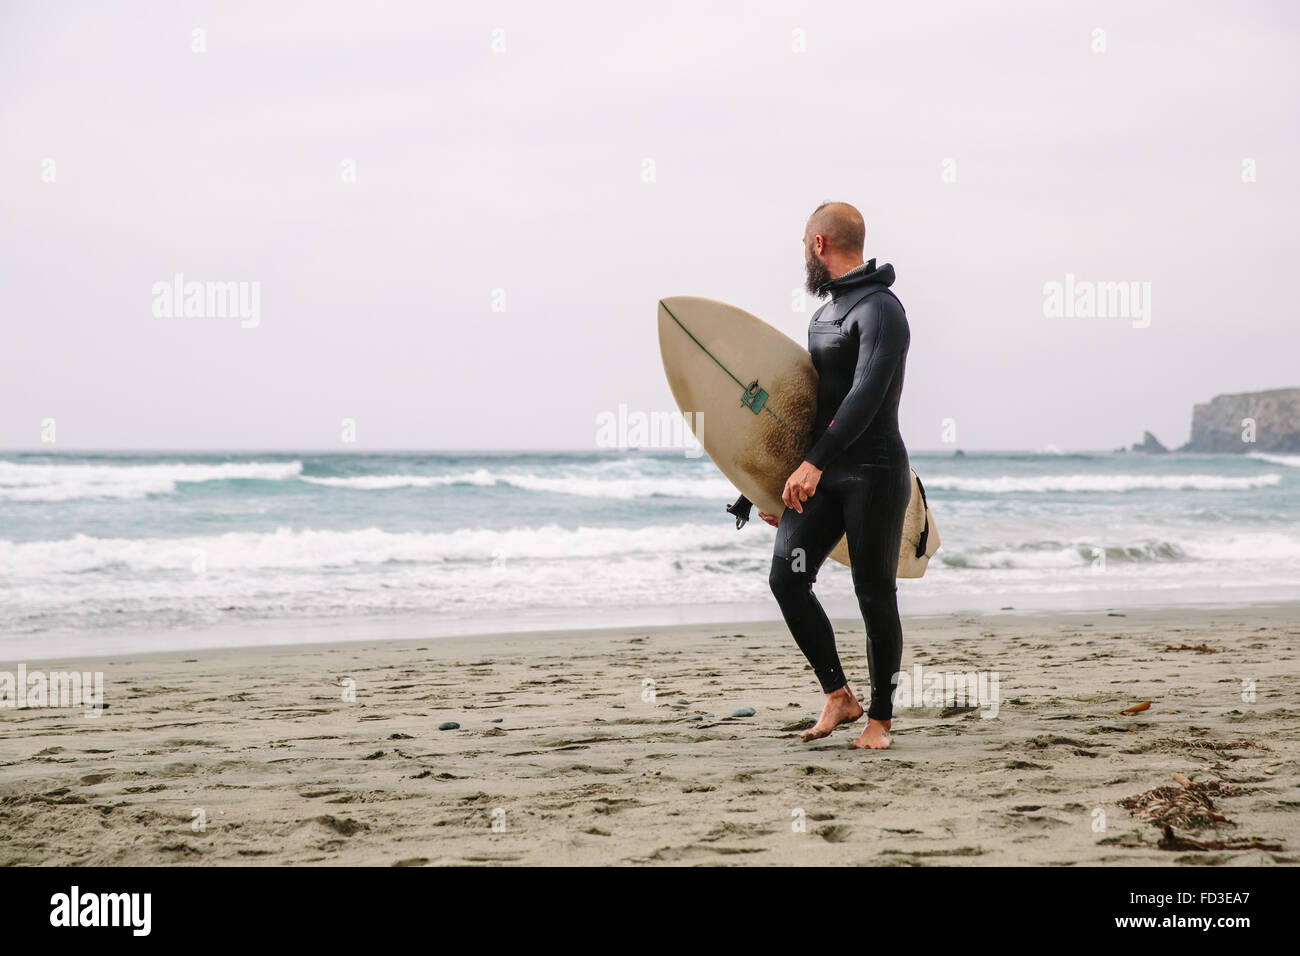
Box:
799 686 863 742
848 718 893 750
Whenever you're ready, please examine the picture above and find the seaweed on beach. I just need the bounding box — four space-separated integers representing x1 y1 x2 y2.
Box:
1120 737 1269 757
1178 738 1267 751
1119 778 1247 832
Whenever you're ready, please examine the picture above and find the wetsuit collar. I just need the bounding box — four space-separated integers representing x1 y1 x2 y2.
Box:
818 258 896 301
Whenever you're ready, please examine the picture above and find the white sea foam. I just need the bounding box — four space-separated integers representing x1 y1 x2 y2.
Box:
0 523 748 575
921 473 1281 493
19 459 1278 503
1249 453 1300 469
3 450 1296 645
5 522 1297 580
299 471 497 490
0 461 303 501
300 469 736 499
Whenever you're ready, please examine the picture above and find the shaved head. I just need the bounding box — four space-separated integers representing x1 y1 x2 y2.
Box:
803 201 866 295
806 201 865 256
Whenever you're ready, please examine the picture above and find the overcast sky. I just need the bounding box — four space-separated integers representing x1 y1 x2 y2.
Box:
3 0 1297 452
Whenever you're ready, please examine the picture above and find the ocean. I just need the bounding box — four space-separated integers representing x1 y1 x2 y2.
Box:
1 450 1296 658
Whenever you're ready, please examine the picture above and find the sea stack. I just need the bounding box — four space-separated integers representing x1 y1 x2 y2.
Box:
1130 431 1169 454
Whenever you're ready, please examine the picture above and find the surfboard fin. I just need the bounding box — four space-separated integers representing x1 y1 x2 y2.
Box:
914 475 930 558
726 494 753 530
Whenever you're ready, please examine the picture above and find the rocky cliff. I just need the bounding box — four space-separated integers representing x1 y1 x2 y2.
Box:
1180 388 1300 453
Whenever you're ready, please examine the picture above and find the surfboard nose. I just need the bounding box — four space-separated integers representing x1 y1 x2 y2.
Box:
659 296 711 323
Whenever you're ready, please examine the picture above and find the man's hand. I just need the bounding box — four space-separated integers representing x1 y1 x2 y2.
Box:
782 461 822 513
756 510 779 528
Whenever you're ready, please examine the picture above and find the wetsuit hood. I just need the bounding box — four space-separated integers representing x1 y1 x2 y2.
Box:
818 258 895 301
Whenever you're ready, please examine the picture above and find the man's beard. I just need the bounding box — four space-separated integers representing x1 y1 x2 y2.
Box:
805 253 831 297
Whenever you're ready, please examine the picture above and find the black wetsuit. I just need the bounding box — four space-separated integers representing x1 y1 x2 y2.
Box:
769 259 911 721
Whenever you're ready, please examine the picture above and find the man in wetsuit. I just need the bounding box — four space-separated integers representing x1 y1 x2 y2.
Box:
756 202 911 751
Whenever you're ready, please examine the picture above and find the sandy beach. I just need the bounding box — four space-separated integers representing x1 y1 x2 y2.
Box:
2 604 1297 866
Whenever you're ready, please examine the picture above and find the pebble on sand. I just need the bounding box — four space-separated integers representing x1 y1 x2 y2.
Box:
438 721 460 731
730 707 756 718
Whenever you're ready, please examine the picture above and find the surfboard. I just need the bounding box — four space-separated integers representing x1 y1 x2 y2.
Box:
657 295 939 577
